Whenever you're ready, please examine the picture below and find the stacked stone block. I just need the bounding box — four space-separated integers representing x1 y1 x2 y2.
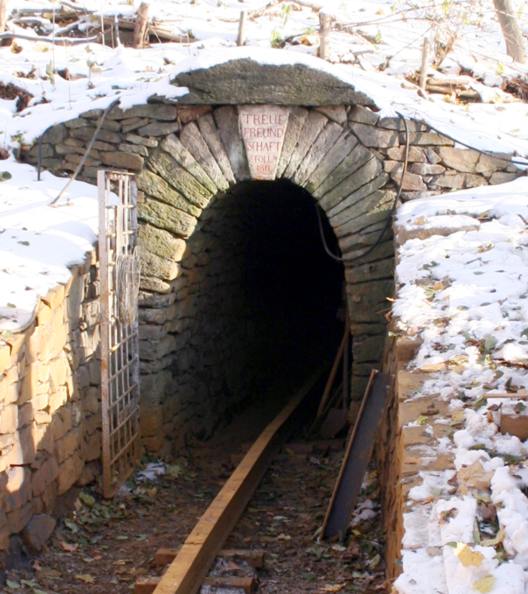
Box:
0 250 101 549
22 84 523 450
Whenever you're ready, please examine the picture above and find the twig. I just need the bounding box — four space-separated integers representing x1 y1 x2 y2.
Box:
419 37 430 93
237 10 247 46
50 98 120 206
0 31 98 44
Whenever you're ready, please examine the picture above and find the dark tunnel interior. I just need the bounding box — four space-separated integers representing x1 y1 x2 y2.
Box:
174 179 345 437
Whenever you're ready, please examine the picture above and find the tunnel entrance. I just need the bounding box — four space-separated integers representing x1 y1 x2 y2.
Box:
174 179 345 440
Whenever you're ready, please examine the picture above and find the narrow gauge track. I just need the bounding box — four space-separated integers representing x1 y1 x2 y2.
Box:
134 368 331 594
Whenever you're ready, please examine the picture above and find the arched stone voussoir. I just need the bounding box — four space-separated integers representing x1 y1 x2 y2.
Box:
159 134 219 195
311 142 372 199
326 173 390 231
276 107 308 178
292 120 344 188
317 157 385 215
214 106 250 182
146 149 214 209
196 113 236 185
179 121 230 192
302 131 358 195
282 111 327 180
331 189 396 232
136 169 202 218
138 198 197 239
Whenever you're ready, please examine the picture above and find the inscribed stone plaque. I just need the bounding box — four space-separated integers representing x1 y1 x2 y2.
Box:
239 105 290 180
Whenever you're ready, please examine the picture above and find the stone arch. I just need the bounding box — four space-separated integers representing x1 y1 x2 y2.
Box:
30 57 523 452
134 104 394 450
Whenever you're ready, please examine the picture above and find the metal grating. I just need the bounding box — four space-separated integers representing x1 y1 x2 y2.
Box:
98 170 141 498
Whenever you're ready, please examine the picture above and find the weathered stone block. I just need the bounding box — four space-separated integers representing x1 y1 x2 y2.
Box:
21 513 56 552
122 104 178 121
348 105 379 125
432 173 466 189
118 142 149 157
57 453 84 494
386 146 426 162
41 125 66 144
7 502 32 534
389 164 427 191
409 162 445 175
437 146 479 172
147 150 213 208
139 199 197 239
4 466 32 512
137 121 181 137
32 457 59 496
405 132 454 146
489 171 519 184
139 224 186 261
125 133 158 148
100 151 144 171
351 123 398 148
136 169 201 217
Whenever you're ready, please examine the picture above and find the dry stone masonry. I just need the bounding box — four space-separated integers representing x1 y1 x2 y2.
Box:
0 250 101 550
5 58 523 556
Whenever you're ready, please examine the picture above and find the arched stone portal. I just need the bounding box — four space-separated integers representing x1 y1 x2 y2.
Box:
25 56 518 453
135 104 394 451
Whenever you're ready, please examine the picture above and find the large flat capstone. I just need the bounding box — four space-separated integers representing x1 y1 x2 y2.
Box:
170 59 377 107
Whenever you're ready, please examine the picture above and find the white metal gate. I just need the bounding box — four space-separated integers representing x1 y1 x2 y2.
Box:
98 170 141 498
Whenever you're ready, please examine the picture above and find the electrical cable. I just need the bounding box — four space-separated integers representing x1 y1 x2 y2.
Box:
315 112 410 264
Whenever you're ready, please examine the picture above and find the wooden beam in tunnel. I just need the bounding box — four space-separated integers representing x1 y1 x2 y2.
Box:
150 367 324 594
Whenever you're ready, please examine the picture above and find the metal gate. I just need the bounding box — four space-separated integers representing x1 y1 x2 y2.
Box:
98 170 141 498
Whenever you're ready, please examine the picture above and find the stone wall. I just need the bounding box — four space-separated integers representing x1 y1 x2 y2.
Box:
22 98 523 453
0 249 101 550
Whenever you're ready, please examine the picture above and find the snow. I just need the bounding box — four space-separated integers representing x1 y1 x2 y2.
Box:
1 0 528 589
394 177 528 593
0 159 100 332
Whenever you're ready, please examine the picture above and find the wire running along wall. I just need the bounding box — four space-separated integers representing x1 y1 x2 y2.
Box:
98 170 141 498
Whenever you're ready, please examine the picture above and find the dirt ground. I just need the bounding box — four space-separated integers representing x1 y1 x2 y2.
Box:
2 402 388 594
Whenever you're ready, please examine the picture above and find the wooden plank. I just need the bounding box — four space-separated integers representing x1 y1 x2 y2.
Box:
152 370 323 594
321 370 389 541
220 549 265 569
202 575 255 592
153 548 265 569
135 577 159 594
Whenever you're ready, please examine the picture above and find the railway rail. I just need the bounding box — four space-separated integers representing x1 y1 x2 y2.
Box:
132 368 387 594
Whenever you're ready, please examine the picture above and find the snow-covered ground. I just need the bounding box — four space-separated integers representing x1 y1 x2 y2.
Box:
1 0 528 589
393 177 528 593
2 2 527 334
0 159 99 331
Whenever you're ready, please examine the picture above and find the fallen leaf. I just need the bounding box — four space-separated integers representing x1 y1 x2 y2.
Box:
456 543 484 567
75 574 95 584
59 540 78 552
481 528 504 547
473 575 496 593
321 584 345 592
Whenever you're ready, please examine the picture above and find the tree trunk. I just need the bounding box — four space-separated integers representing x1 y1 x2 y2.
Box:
133 2 149 48
0 0 7 34
493 0 526 63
